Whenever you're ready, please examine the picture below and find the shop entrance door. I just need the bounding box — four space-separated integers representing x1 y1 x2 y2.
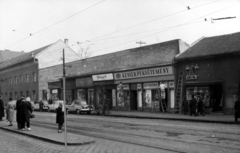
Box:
106 89 112 109
130 90 138 110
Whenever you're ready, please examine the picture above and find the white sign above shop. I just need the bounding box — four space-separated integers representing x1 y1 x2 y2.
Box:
114 66 173 80
92 73 114 81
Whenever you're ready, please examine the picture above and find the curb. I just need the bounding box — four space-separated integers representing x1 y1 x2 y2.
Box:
100 114 237 124
0 126 95 146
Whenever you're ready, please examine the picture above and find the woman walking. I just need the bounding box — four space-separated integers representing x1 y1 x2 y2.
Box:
56 102 64 133
6 98 15 126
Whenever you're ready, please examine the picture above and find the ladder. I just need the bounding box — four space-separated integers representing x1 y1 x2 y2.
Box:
157 87 167 112
174 74 183 113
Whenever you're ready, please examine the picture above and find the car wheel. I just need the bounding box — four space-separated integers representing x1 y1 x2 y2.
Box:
76 109 80 115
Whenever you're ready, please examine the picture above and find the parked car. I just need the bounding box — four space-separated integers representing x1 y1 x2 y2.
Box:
66 99 93 114
48 100 63 112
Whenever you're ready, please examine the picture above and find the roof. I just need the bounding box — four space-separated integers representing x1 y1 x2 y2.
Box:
65 39 182 77
0 50 25 63
0 44 51 69
176 31 240 60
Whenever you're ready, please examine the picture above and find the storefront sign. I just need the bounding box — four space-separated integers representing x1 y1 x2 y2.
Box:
123 84 129 90
92 73 113 81
143 82 158 89
76 77 93 87
52 89 58 94
114 66 173 80
169 81 174 88
186 75 197 80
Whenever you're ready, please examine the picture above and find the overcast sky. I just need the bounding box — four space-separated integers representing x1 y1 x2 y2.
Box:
0 0 240 56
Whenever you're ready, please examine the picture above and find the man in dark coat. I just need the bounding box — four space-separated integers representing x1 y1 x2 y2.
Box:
0 96 4 121
197 96 204 116
18 97 32 131
56 102 64 133
182 97 189 115
189 94 197 116
16 96 24 129
234 96 240 123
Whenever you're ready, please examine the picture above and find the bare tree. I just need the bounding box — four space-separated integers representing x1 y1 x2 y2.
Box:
76 41 93 59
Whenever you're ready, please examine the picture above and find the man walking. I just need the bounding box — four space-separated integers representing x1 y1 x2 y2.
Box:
0 96 4 121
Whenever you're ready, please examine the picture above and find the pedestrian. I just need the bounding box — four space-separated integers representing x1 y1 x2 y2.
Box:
189 94 197 116
197 96 204 116
182 97 189 115
234 95 240 123
19 97 32 131
0 96 5 121
39 100 43 112
16 95 25 129
56 102 64 133
6 98 15 126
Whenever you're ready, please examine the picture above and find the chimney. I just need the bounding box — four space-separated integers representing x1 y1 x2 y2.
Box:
64 39 68 45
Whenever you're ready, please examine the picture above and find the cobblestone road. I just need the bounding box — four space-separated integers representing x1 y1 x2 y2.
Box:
0 129 172 153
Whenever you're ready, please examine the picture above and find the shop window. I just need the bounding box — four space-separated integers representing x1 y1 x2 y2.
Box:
77 89 87 100
32 91 36 102
117 84 130 109
88 89 94 105
66 90 72 104
15 92 18 100
186 86 210 107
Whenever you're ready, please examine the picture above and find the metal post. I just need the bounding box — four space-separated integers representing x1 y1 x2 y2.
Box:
63 39 68 153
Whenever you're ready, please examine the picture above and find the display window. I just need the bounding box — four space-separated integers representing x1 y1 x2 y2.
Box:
117 84 130 108
77 89 87 100
143 82 159 108
186 86 210 106
88 89 94 105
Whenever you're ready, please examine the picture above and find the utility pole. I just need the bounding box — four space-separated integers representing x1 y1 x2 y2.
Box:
136 41 146 47
63 39 68 153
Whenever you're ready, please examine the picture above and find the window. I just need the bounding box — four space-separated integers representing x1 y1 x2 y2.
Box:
20 92 23 97
26 74 29 83
5 78 7 86
32 91 36 101
26 91 29 97
20 75 23 84
15 76 17 85
10 92 12 98
33 73 37 82
15 92 18 100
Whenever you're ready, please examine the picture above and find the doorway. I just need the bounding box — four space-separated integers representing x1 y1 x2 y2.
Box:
130 90 138 110
106 89 112 109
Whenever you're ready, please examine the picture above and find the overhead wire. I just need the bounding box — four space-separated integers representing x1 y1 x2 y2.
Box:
87 0 221 42
85 2 238 55
5 0 106 49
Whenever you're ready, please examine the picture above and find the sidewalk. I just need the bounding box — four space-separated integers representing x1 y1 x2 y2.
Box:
0 120 95 145
104 111 237 124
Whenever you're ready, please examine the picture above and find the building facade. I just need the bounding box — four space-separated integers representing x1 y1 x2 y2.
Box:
174 32 240 115
45 39 189 112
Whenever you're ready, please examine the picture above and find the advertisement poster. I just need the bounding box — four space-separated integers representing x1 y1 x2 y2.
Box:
145 90 152 107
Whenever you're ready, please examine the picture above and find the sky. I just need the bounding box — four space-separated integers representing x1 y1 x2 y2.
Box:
0 0 240 57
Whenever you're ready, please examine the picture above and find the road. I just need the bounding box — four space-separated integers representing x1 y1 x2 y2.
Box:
1 112 240 153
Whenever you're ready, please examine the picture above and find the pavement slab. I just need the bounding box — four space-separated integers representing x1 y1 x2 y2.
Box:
0 121 95 146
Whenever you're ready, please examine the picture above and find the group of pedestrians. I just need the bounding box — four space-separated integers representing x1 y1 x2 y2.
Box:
182 94 205 116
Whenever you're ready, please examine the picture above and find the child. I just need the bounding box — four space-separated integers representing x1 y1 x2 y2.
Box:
56 102 64 133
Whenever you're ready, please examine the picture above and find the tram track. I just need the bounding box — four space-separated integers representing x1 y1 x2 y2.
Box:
31 120 240 152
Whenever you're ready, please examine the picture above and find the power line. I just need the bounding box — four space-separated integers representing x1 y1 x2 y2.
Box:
5 0 106 49
85 2 238 55
88 0 221 41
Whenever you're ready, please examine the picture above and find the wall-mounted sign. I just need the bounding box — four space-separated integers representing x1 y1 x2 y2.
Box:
92 73 113 81
114 66 173 80
52 89 58 94
169 81 174 88
117 84 129 90
143 82 158 89
186 75 198 80
137 84 142 90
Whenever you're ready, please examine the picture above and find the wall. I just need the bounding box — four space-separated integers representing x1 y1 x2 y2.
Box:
0 60 38 104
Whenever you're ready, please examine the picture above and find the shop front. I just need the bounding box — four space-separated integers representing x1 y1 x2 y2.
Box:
92 73 114 109
75 77 94 105
114 66 175 112
48 81 62 104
